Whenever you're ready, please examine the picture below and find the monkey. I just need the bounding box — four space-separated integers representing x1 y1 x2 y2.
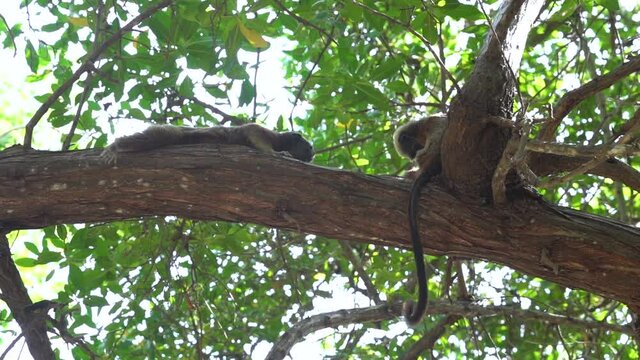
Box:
393 115 447 326
101 123 314 164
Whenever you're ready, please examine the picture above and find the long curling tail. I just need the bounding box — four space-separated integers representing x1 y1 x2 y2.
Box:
403 170 433 326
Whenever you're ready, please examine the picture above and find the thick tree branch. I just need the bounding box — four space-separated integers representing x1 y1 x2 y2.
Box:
444 0 544 193
529 107 640 190
458 0 544 114
265 299 634 360
527 140 640 158
266 303 400 360
539 56 640 141
402 315 461 360
531 153 640 192
0 146 639 312
0 233 54 359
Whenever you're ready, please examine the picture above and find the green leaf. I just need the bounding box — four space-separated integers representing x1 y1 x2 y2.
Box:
371 58 403 81
179 76 195 98
224 20 242 60
55 225 67 240
600 0 620 11
239 79 255 106
24 242 39 255
38 250 63 264
15 258 37 267
68 264 88 292
352 80 389 109
128 108 146 120
355 158 370 166
49 235 65 249
204 85 226 98
42 22 64 32
432 2 483 21
24 41 39 73
85 295 109 307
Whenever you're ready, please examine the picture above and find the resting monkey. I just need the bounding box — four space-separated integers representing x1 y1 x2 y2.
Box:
101 123 314 164
393 115 447 326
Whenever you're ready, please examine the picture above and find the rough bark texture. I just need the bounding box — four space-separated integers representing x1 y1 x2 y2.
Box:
0 233 55 359
0 145 639 311
442 0 544 194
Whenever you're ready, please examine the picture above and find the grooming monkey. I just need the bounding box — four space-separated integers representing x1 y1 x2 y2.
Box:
393 115 447 326
101 123 314 164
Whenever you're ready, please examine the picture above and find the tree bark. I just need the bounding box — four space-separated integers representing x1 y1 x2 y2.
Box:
1 145 639 311
0 233 55 359
442 0 545 194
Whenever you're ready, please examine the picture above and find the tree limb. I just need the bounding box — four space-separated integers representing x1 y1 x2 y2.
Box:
264 300 634 360
529 107 640 190
401 315 461 360
539 56 640 141
531 153 640 192
527 140 640 158
444 0 544 192
0 146 639 312
0 233 54 359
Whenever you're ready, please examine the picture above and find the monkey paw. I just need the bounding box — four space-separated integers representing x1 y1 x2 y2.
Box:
275 150 294 159
100 147 118 165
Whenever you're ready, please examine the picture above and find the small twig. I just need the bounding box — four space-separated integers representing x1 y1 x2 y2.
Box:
252 50 260 121
288 26 334 130
455 261 470 301
539 56 640 141
316 135 373 154
492 141 516 204
528 48 579 103
343 128 362 171
437 22 449 111
62 72 94 150
181 95 246 125
351 0 461 94
476 316 503 360
0 333 24 360
271 0 336 45
539 107 640 188
49 316 99 360
24 0 175 149
62 0 109 150
389 100 442 108
540 152 634 189
339 241 382 305
265 300 637 360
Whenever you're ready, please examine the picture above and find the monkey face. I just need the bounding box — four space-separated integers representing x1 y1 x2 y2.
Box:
398 133 424 159
281 132 315 162
394 116 447 161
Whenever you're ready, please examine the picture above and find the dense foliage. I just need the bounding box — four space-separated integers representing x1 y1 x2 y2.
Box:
0 0 638 358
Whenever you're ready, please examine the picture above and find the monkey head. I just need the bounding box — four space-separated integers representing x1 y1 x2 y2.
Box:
277 132 315 162
394 116 447 160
